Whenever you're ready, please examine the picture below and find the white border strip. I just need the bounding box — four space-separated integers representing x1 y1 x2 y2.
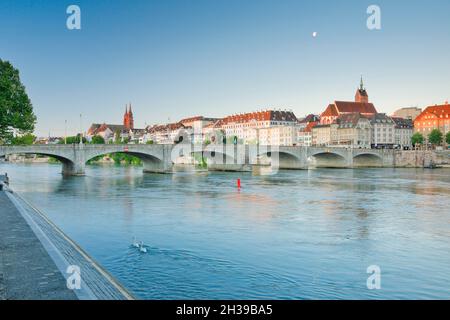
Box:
5 188 134 300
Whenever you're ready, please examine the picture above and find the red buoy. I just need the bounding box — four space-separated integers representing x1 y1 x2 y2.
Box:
237 178 241 189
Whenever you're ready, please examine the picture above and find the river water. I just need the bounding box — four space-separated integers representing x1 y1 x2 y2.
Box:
1 162 449 299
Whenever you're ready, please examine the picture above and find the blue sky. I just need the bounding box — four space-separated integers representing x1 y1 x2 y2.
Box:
1 0 449 136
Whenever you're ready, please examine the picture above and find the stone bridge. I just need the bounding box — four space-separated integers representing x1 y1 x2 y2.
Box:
0 144 401 176
0 144 173 175
196 145 394 171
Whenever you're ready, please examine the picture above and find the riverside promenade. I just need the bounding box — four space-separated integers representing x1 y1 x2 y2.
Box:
0 177 134 300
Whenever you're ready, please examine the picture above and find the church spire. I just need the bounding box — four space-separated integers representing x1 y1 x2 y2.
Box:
123 103 134 130
355 76 369 103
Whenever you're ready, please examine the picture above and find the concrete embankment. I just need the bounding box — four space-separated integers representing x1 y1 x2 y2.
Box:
0 179 134 300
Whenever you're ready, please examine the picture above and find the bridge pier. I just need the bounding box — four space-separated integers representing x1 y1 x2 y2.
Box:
62 161 85 176
142 159 173 174
61 145 86 176
277 147 309 170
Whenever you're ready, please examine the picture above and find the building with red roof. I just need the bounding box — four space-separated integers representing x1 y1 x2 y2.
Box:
298 117 319 146
86 104 144 143
414 103 450 139
320 78 378 125
221 109 299 145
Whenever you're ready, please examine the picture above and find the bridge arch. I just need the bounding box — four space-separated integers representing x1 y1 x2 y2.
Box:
353 153 383 167
309 151 348 168
256 150 304 170
194 150 236 164
0 148 78 176
0 144 174 175
83 146 172 174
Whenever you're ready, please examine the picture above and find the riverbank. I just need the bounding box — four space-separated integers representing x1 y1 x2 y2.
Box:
0 182 134 300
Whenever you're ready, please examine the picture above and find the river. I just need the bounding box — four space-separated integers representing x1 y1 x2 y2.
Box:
1 162 449 299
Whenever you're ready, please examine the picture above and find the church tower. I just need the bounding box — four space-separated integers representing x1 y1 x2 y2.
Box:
128 104 134 130
355 76 369 103
123 104 134 130
123 105 128 128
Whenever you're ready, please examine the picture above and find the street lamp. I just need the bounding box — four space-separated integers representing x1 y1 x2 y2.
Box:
79 114 83 145
65 120 67 145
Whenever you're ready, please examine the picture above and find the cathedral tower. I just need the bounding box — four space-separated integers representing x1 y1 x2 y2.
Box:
123 103 134 130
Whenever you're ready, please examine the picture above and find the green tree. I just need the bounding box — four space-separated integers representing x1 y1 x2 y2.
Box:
411 132 424 146
0 59 37 143
111 153 142 166
10 133 36 145
114 130 121 144
86 155 104 164
60 135 86 144
428 129 443 146
91 135 105 144
446 131 450 145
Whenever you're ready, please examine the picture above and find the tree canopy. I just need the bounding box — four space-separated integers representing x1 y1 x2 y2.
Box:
59 135 86 144
446 131 450 145
10 133 36 145
428 129 443 145
91 135 105 144
0 59 36 143
411 132 424 146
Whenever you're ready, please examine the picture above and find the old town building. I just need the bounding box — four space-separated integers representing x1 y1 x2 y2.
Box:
320 79 378 125
392 107 422 121
330 113 372 148
221 110 299 145
145 122 192 144
202 119 225 144
312 124 331 146
179 116 219 144
369 113 396 148
311 79 406 149
392 117 414 149
257 126 300 146
87 104 144 143
297 115 319 147
298 122 317 147
414 103 450 138
87 123 127 142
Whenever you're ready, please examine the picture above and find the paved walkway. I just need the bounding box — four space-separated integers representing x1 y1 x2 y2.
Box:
0 191 77 300
0 187 134 300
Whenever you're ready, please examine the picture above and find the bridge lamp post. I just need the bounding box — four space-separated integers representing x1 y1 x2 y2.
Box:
79 114 83 145
65 120 67 145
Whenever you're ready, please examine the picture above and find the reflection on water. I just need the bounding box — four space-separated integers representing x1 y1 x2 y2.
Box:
1 163 450 299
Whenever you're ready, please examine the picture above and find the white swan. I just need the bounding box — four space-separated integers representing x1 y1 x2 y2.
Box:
139 241 147 253
132 237 140 248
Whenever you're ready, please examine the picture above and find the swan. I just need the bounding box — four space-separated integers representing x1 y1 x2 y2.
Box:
132 237 140 248
139 241 147 253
